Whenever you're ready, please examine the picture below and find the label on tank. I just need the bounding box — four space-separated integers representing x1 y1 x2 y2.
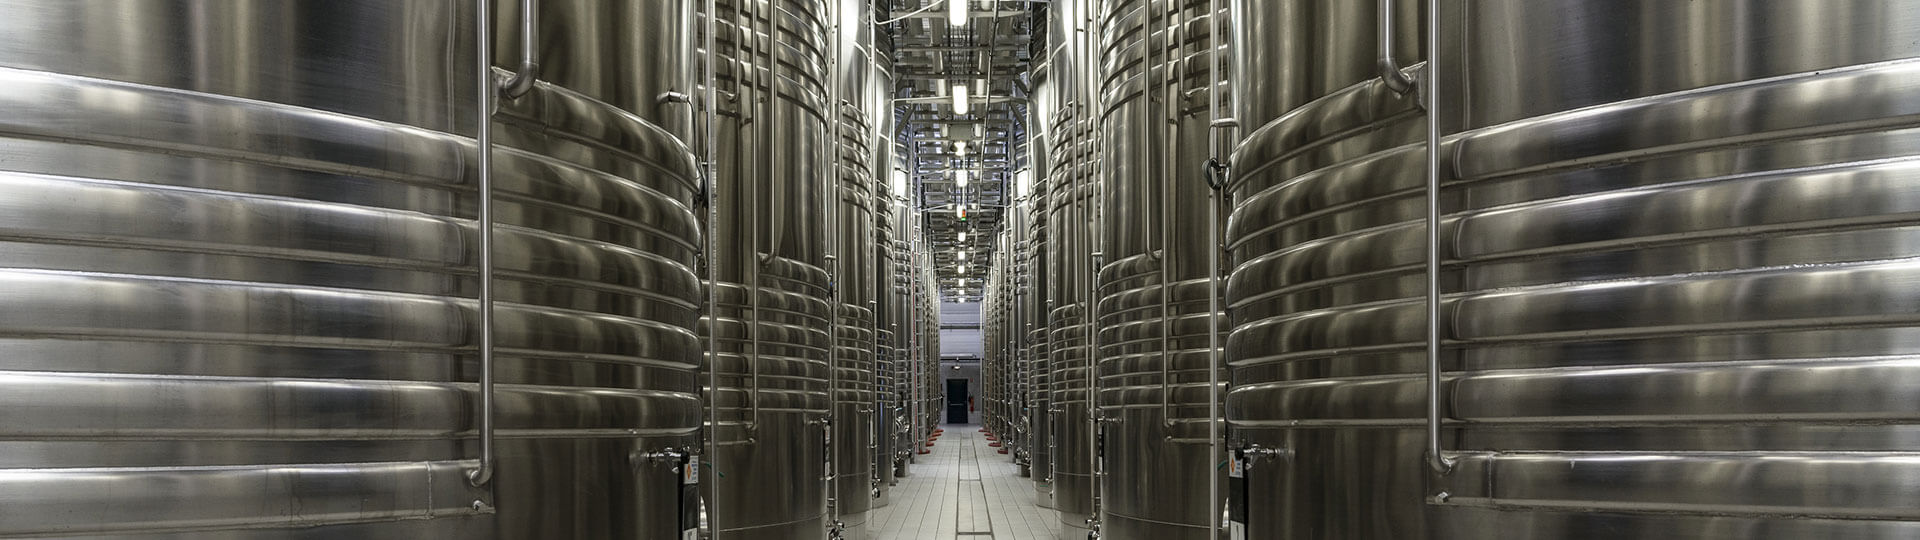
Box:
1229 453 1249 540
680 455 700 538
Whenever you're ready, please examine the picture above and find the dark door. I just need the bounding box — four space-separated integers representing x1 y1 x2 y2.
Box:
945 378 969 424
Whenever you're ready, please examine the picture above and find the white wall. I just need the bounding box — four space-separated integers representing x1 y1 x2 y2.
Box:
940 360 982 425
938 301 983 359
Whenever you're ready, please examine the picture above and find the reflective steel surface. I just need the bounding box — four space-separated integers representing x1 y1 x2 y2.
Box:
829 2 879 536
1092 0 1226 538
872 28 902 508
1026 55 1057 508
1039 3 1100 538
699 0 836 538
985 211 1033 474
1227 1 1920 538
20 2 1920 539
0 1 702 538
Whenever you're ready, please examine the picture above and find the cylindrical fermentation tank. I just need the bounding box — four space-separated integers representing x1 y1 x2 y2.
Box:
911 235 935 445
891 131 921 477
829 0 879 535
1227 1 1920 538
1008 202 1035 476
984 251 1008 445
0 1 703 538
1093 0 1227 538
987 228 1022 462
699 0 835 538
919 235 944 445
1043 1 1101 536
1025 46 1056 507
871 24 901 507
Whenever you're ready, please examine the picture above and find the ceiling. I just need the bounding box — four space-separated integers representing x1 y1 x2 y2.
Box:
882 0 1038 302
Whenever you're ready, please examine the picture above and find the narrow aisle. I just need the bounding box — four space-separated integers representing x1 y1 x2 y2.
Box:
869 425 1062 540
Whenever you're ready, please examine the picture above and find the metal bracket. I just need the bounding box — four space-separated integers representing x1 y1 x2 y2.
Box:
1203 158 1229 191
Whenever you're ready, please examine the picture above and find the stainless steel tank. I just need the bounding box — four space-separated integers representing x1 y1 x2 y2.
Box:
829 0 878 534
1044 2 1101 537
1227 1 1920 538
990 259 1006 430
890 135 920 478
870 32 900 507
910 235 932 445
1008 210 1035 476
918 235 944 444
699 0 835 538
0 1 702 538
1026 51 1057 507
1028 181 1057 508
988 231 1020 460
1092 0 1227 538
985 265 1000 430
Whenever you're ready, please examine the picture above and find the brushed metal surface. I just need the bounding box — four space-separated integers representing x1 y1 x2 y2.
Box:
1026 56 1056 504
889 154 922 482
831 2 878 532
985 214 1032 471
1043 5 1099 537
1046 119 1099 537
699 0 836 538
0 1 703 538
1226 1 1920 538
1093 0 1227 537
912 214 943 452
872 28 901 506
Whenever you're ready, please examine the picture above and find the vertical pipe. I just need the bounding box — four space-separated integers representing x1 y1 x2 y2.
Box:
468 0 499 489
703 0 723 527
1378 0 1416 96
1422 0 1453 476
1081 0 1104 523
1154 0 1176 434
1204 0 1225 534
1206 0 1224 159
825 0 842 527
500 0 541 100
1205 168 1223 535
472 0 540 490
743 0 764 448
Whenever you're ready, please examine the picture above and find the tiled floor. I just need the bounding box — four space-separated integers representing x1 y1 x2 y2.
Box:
870 425 1061 540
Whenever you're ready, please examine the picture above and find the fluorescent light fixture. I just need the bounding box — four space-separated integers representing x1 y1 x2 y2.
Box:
957 170 970 188
952 84 970 115
959 251 968 260
949 0 967 26
958 231 968 242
